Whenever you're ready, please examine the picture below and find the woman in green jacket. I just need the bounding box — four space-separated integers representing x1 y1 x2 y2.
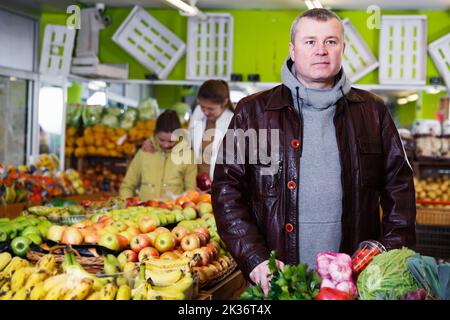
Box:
120 110 197 201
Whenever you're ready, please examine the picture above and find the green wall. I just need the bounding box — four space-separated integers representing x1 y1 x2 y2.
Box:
40 8 450 114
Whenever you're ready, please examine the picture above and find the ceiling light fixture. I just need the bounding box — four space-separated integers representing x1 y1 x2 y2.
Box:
163 0 206 19
304 0 323 9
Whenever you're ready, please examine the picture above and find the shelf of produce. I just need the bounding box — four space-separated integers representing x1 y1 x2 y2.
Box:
0 193 114 218
197 270 247 300
413 157 450 179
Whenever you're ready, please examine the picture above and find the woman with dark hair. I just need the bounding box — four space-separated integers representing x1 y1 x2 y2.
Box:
120 110 197 201
143 79 234 183
190 79 234 180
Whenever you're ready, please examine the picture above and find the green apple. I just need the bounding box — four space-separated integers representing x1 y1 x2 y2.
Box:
198 202 213 217
98 233 120 251
91 213 103 223
195 219 207 228
114 221 127 232
182 207 197 221
156 213 168 226
103 226 119 235
177 220 194 232
165 212 176 224
173 210 185 223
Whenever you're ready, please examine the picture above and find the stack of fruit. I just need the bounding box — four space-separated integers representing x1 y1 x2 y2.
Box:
67 122 156 159
80 164 124 194
0 162 85 204
0 251 123 300
0 216 52 257
415 176 450 208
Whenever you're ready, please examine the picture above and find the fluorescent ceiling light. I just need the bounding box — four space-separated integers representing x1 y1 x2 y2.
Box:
407 94 419 102
304 0 315 9
313 1 323 8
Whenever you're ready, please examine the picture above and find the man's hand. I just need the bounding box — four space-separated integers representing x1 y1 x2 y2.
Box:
249 259 285 296
141 138 156 153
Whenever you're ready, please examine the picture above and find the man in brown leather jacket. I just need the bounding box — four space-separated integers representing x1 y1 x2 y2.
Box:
211 8 416 295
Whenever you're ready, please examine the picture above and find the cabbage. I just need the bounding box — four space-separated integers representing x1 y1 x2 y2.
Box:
357 247 420 300
101 114 119 128
82 105 104 127
120 108 138 130
66 103 83 127
138 98 159 120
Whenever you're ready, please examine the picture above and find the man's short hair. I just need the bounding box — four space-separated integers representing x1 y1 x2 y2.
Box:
290 8 343 43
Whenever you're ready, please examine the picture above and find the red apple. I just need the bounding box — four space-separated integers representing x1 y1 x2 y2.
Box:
122 249 138 262
193 227 210 241
196 172 212 191
117 234 129 249
154 232 176 253
206 242 219 259
158 201 169 209
192 247 210 266
182 201 198 211
130 234 151 253
98 215 113 226
180 233 201 252
193 232 208 247
138 247 160 262
61 227 83 245
154 226 170 234
145 199 159 207
138 216 158 233
171 226 190 244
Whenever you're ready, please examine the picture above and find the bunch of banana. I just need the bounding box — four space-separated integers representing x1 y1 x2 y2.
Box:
0 256 32 300
144 256 191 274
147 276 194 300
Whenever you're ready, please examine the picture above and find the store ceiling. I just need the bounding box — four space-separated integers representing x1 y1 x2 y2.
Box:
1 0 449 15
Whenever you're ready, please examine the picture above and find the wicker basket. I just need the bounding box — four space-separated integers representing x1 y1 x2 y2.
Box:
26 246 104 274
198 260 238 290
416 207 450 226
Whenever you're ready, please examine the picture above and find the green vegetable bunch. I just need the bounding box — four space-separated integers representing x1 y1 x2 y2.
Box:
240 251 321 300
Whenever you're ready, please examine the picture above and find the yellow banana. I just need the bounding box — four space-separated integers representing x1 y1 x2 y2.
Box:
29 282 47 300
86 291 101 300
146 269 183 286
44 280 70 300
131 283 149 300
144 257 190 270
36 254 57 273
0 272 9 288
24 270 51 290
0 285 14 300
11 286 31 300
11 266 34 291
153 276 193 294
42 274 69 293
147 288 185 300
63 278 94 300
3 257 30 276
115 284 131 300
99 283 117 300
0 252 12 272
0 281 12 299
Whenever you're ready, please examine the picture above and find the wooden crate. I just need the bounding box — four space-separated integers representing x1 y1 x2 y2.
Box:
198 270 247 300
416 207 450 226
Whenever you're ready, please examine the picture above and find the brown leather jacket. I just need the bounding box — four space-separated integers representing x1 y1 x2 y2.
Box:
211 84 416 280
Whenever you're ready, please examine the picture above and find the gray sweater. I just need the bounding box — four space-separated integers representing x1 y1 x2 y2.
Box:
281 58 352 269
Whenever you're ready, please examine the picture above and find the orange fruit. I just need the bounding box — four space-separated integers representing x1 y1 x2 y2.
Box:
186 190 200 203
197 193 211 204
175 195 190 206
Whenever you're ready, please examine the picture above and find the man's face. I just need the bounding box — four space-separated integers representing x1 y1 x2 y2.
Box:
289 17 345 88
155 131 177 150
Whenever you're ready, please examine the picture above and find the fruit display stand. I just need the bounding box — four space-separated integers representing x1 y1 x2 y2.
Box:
0 193 109 219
